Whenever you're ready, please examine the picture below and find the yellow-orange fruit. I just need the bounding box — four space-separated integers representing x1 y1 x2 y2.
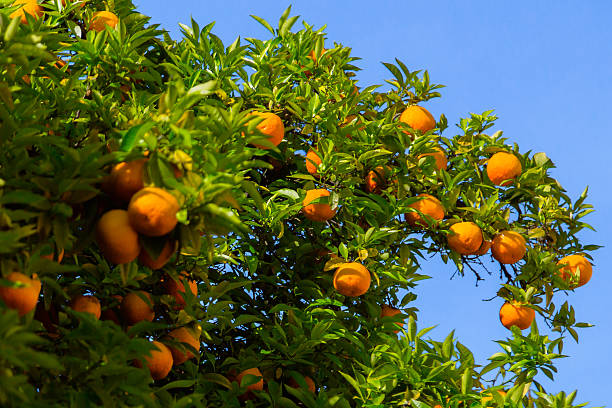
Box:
499 302 535 330
418 146 448 170
95 209 141 264
167 327 200 365
473 240 492 256
121 291 154 325
302 189 336 222
0 272 41 316
482 390 507 404
288 375 316 393
249 112 284 149
89 11 119 32
365 166 391 194
491 231 527 264
106 158 147 203
447 222 483 255
381 305 404 333
128 187 179 237
70 295 101 319
163 272 198 309
10 0 43 24
486 152 522 186
237 367 264 392
399 105 436 134
406 194 445 227
557 255 592 288
135 341 173 380
305 149 322 175
333 262 371 297
138 239 176 270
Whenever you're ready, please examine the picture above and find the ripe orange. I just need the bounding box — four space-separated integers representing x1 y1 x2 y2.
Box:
0 272 41 316
163 272 198 309
138 239 177 270
89 11 119 32
248 112 284 149
365 166 391 194
237 367 264 392
418 146 448 170
95 209 141 264
333 262 371 297
70 295 101 319
121 291 154 325
10 0 43 24
499 302 534 330
398 105 436 134
305 149 322 176
167 327 200 365
302 189 336 222
486 152 522 186
105 158 147 203
473 240 492 256
406 194 445 227
491 231 526 264
288 375 316 393
381 305 404 333
557 254 592 288
447 222 483 255
135 341 173 380
128 187 179 237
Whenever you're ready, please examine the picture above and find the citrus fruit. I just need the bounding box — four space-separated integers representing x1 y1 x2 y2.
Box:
128 187 179 237
399 105 436 134
121 291 154 325
406 194 445 227
302 189 336 222
135 341 173 380
491 231 527 264
447 222 483 255
10 0 43 24
333 262 371 297
105 158 147 203
381 305 404 333
167 327 200 365
557 254 592 288
163 272 197 309
482 390 507 404
499 302 534 330
288 375 316 393
138 239 176 270
418 146 447 170
89 11 119 32
248 112 284 149
305 149 322 176
486 152 522 186
365 166 391 194
95 209 141 264
0 272 41 316
237 367 264 392
473 240 492 256
70 295 101 319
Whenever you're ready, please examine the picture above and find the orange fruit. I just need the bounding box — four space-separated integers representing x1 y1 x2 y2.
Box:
10 0 43 24
0 272 41 316
95 209 141 264
305 149 322 176
248 112 284 149
302 189 336 222
163 272 197 309
121 291 154 325
333 262 371 297
135 341 173 380
557 254 592 288
473 240 492 256
381 305 404 333
70 295 101 319
406 194 445 227
482 390 507 404
398 105 436 134
237 367 264 392
89 11 119 32
288 375 316 393
167 327 200 365
486 152 522 186
499 302 534 330
491 231 527 264
138 239 177 270
105 158 147 203
128 187 179 237
365 166 391 194
447 222 483 255
418 146 448 170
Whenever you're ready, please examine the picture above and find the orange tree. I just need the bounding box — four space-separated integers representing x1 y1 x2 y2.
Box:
0 1 600 407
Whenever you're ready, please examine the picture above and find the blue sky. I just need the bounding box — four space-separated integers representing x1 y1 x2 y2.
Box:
135 1 611 405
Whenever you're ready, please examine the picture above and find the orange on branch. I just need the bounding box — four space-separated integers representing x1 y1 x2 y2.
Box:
121 291 154 325
557 254 592 288
248 112 284 149
305 149 322 176
167 327 200 365
95 209 141 264
163 272 197 309
70 295 101 320
473 240 492 256
104 158 147 203
288 375 316 393
499 302 534 330
365 166 392 194
138 239 177 270
128 187 179 237
447 222 483 255
302 189 336 222
89 11 119 32
491 231 526 264
333 262 371 297
406 194 445 227
10 0 43 24
381 305 404 333
418 146 448 170
0 272 41 316
398 105 436 134
237 367 264 392
135 341 173 381
486 152 522 186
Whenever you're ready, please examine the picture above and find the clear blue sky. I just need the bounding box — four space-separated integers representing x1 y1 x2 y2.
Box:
135 1 612 405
